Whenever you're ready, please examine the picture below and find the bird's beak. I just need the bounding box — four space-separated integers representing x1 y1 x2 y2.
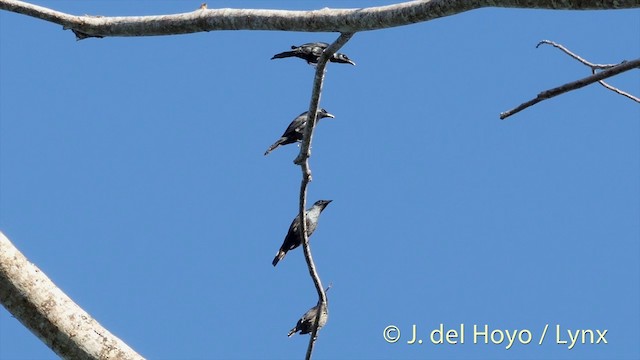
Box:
347 60 356 66
325 113 335 118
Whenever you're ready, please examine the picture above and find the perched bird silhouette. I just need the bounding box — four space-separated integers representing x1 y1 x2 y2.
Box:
264 109 335 156
288 302 329 337
272 200 332 267
271 42 355 66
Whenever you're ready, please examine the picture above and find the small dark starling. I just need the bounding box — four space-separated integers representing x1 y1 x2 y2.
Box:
264 109 335 156
271 42 356 66
272 200 332 267
288 303 329 337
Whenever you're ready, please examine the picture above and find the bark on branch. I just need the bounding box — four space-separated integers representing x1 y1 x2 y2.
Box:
0 0 638 39
294 33 354 360
0 231 144 360
501 44 640 119
536 40 640 103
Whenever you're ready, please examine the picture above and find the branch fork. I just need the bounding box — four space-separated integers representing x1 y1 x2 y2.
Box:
501 40 639 119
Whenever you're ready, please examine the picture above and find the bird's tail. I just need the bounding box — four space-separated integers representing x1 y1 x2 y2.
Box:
264 138 285 156
272 249 286 267
287 327 297 337
271 51 296 60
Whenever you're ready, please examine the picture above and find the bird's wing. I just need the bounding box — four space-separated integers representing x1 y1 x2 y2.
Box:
283 114 308 136
300 42 329 48
300 42 328 57
310 46 325 58
277 215 301 253
286 217 300 244
292 121 307 134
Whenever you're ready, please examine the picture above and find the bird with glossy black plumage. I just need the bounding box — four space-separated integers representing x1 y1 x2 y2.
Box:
264 109 335 156
272 200 332 267
271 42 355 66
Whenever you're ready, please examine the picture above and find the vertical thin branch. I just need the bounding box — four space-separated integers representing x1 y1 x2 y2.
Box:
293 33 355 168
293 32 354 360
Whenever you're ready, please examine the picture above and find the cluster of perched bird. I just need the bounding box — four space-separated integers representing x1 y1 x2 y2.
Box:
267 42 354 338
265 42 354 156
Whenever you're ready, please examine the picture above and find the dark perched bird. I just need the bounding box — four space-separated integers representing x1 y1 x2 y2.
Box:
272 200 332 267
271 42 356 66
288 302 329 337
264 109 335 156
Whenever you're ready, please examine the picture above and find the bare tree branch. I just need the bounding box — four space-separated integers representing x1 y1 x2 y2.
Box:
536 40 640 103
536 40 617 69
0 0 638 39
294 34 355 168
291 33 354 360
500 58 640 119
593 69 640 102
0 231 144 360
2 0 638 358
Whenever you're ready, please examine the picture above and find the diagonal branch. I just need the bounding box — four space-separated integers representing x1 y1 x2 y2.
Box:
500 58 640 119
593 67 640 102
536 40 616 69
0 0 638 39
0 231 144 360
537 40 640 102
293 33 354 360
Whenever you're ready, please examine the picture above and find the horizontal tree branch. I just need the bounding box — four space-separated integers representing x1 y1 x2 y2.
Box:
1 0 638 39
0 231 144 360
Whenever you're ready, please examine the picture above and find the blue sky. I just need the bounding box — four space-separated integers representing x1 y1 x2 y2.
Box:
1 1 639 359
